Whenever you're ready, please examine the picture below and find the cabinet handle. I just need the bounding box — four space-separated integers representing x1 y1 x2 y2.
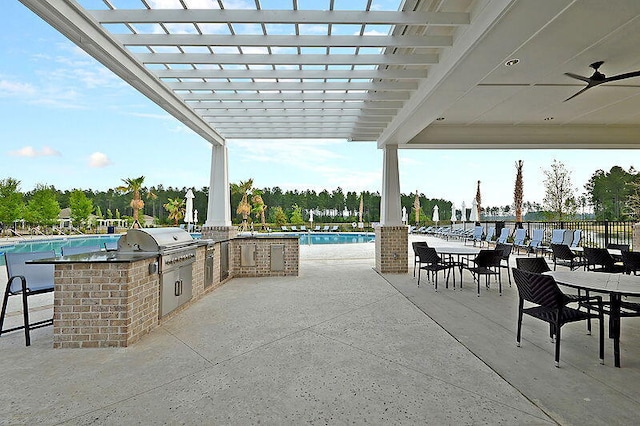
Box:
175 280 180 296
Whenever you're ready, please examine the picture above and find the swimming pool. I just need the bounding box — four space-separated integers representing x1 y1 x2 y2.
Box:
0 232 375 264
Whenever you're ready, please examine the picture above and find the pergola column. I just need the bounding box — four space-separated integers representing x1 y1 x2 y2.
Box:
203 144 237 241
375 145 408 273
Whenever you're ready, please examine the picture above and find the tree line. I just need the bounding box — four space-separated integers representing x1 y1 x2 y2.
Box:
1 162 639 234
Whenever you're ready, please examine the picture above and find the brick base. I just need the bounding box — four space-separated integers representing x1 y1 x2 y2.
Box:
202 225 238 242
375 226 409 274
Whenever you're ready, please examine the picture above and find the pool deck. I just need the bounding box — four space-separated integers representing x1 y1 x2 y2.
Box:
1 236 639 424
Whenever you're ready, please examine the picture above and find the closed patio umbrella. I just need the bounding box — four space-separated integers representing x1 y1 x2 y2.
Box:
461 201 467 222
432 205 439 224
402 206 407 224
193 209 198 224
450 203 456 223
184 189 194 228
470 198 479 223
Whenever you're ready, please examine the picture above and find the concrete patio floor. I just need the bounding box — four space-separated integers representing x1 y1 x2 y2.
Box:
0 236 638 424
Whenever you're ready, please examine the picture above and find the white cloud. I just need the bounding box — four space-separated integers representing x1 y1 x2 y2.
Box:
88 152 113 168
0 79 36 97
9 146 61 157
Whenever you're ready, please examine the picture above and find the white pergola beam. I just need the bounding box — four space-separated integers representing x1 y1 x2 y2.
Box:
136 52 438 65
180 92 410 101
201 110 394 118
93 10 470 26
116 34 452 48
156 68 427 80
190 101 403 109
168 81 416 91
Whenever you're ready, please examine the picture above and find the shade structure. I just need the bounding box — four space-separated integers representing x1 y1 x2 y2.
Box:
432 205 439 224
450 203 456 223
309 209 314 223
402 206 407 223
193 209 198 224
461 201 467 222
184 189 194 224
470 198 479 222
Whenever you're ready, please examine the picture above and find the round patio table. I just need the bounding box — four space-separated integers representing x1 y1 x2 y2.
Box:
548 270 640 367
433 246 481 289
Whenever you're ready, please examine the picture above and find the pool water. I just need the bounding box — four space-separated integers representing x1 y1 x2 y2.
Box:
0 232 374 264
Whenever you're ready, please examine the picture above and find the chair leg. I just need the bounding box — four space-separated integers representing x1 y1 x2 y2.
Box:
598 311 605 365
434 270 438 292
0 285 12 337
417 268 421 287
22 290 31 347
555 323 561 368
516 309 523 347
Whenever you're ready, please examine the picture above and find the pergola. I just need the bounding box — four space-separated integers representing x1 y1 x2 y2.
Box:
20 0 640 272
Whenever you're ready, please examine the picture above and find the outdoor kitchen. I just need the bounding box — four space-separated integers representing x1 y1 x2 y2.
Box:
37 228 299 348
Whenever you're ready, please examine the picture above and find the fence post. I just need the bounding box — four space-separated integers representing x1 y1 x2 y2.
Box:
604 220 610 247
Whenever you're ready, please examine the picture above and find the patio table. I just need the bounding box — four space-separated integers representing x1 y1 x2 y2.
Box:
548 270 640 367
434 246 480 289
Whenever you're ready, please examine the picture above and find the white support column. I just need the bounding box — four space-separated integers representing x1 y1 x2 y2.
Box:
375 145 408 274
205 144 231 227
380 145 402 226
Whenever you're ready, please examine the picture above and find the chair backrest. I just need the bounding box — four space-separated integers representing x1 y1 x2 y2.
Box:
472 226 483 240
411 241 428 256
61 245 102 256
622 250 640 274
496 228 510 243
550 229 565 245
485 227 495 242
416 246 441 264
551 244 575 260
583 247 615 269
530 229 544 247
606 243 630 252
570 230 582 248
513 229 526 245
512 268 566 309
515 257 551 273
562 230 573 246
5 251 56 293
474 249 502 267
495 243 513 260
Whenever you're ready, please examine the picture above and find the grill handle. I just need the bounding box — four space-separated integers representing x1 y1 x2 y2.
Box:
175 280 181 296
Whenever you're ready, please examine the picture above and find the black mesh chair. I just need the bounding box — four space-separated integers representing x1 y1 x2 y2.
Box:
583 247 625 273
464 249 502 296
606 243 630 262
495 243 513 286
1 251 56 346
411 241 429 278
622 250 640 275
515 256 551 274
511 268 604 367
415 246 453 291
550 244 585 271
516 256 594 333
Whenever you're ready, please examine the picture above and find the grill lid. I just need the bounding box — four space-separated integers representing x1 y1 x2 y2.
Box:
118 227 194 252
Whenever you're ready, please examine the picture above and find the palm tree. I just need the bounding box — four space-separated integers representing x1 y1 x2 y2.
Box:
231 179 253 231
514 160 524 224
117 176 157 228
251 190 267 230
163 198 185 226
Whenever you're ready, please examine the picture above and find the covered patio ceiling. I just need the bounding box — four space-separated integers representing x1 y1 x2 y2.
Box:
20 0 640 149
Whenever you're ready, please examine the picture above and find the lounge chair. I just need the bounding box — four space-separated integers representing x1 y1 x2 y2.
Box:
562 229 573 246
330 225 339 232
494 228 510 245
290 226 298 231
539 229 566 257
481 227 496 247
525 229 544 255
104 241 119 251
322 225 330 232
550 244 585 271
313 226 321 232
1 251 56 346
300 225 307 232
512 229 527 253
464 226 484 246
583 247 625 273
570 230 582 248
281 226 289 232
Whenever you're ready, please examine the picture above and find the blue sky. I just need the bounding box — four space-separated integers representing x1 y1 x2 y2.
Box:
1 2 637 209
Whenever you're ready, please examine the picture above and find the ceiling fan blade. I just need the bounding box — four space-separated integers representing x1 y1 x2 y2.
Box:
564 72 591 83
604 70 640 83
563 85 592 102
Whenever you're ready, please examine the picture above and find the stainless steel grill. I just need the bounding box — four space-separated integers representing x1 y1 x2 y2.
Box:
118 228 197 317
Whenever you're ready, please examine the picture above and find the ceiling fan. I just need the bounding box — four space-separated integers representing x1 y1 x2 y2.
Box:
564 61 640 101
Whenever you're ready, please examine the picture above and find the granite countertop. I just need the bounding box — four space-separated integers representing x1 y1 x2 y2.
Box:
30 251 158 264
234 234 299 240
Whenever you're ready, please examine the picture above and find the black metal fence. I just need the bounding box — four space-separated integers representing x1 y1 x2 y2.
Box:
474 220 636 248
